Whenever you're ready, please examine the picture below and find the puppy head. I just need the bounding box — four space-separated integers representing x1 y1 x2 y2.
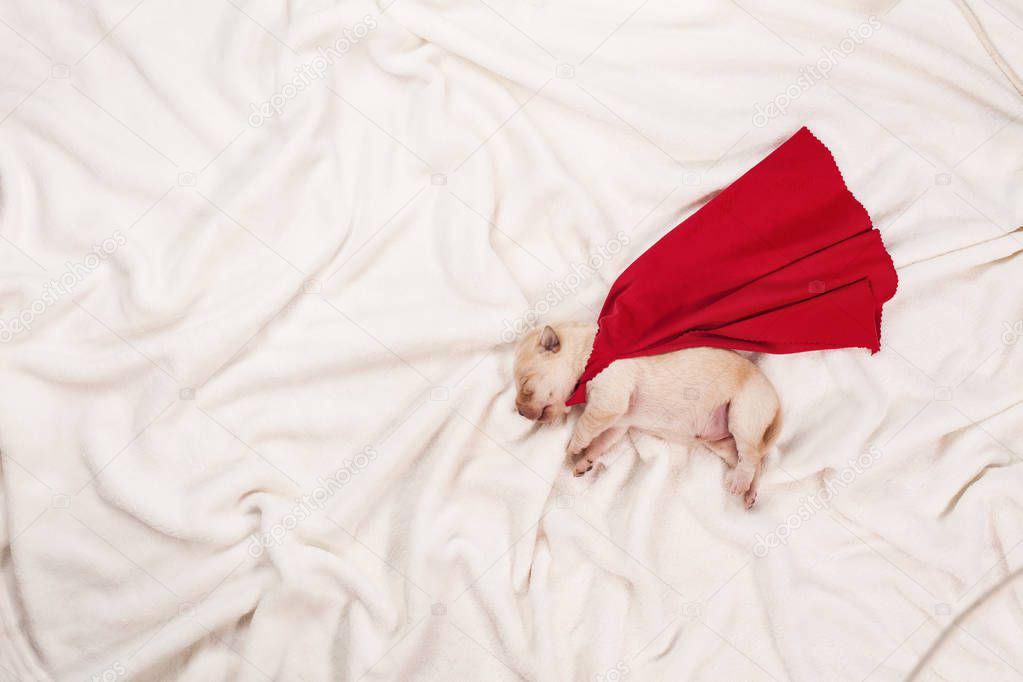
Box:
513 325 576 423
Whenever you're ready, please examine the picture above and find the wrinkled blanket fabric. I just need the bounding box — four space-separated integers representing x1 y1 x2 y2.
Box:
0 0 1021 681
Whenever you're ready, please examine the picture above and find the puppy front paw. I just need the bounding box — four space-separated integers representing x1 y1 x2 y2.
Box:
566 439 585 458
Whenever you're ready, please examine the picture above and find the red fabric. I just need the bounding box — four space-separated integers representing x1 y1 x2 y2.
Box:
566 127 898 406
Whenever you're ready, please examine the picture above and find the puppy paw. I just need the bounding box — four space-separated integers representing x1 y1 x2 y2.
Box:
725 468 753 496
566 440 585 458
573 455 595 477
743 488 758 510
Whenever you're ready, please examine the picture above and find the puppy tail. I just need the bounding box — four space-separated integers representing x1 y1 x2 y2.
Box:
760 407 783 452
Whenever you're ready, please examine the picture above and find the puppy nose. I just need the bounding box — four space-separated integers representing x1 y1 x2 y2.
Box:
517 407 527 417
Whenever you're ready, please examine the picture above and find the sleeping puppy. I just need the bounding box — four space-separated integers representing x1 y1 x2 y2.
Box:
513 323 782 508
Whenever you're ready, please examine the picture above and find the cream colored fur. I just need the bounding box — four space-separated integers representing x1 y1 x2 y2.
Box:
514 323 782 508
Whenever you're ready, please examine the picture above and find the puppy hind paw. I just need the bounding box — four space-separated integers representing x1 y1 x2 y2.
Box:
573 456 595 477
725 468 753 496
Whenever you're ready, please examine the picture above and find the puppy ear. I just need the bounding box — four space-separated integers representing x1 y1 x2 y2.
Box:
539 325 560 353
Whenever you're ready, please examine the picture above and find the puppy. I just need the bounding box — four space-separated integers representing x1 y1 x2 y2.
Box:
514 323 782 508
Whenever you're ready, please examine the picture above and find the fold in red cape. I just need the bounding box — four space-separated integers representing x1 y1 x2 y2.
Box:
567 127 898 406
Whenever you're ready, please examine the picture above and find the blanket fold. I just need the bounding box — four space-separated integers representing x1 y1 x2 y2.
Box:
567 127 898 406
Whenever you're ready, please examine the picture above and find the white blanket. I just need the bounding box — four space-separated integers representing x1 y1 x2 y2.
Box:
1 0 1022 680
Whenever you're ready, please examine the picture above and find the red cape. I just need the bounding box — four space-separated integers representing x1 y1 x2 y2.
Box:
567 127 898 406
